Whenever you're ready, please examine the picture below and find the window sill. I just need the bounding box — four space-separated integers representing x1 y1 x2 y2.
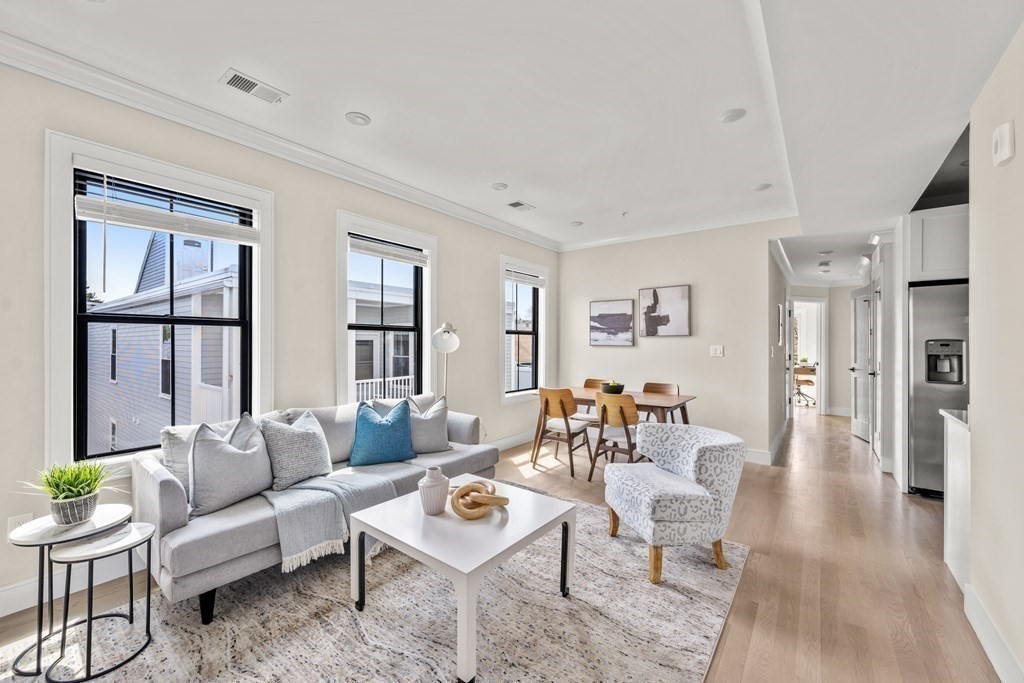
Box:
49 451 155 481
501 390 537 406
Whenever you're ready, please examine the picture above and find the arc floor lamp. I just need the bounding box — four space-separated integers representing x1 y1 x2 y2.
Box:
431 322 460 397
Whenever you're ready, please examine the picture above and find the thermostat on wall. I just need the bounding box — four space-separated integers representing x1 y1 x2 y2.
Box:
992 121 1015 167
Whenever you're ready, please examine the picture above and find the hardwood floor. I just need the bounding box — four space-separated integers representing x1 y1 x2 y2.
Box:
0 410 997 680
497 408 998 682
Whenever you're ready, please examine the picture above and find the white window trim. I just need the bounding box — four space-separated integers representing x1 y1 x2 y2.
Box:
500 255 548 405
336 210 437 404
45 130 275 469
109 418 118 452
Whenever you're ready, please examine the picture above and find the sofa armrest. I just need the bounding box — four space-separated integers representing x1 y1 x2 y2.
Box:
132 451 188 578
447 411 481 445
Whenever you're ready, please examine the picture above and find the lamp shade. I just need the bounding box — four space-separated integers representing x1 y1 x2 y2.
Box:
431 323 460 354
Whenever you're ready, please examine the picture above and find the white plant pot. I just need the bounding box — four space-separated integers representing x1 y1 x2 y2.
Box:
50 491 99 526
418 467 449 516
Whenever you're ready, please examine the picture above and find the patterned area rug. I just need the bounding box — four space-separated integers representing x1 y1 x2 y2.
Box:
1 493 747 682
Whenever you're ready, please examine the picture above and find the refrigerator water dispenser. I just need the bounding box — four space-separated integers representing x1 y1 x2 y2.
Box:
925 339 965 384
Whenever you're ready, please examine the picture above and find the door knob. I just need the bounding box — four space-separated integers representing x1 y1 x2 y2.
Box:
868 371 877 377
849 367 855 372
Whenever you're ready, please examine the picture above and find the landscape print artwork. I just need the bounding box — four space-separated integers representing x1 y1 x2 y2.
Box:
590 299 634 346
640 285 691 336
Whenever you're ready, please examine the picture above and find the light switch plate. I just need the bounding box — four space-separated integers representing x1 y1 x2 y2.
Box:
7 513 33 536
710 345 725 357
993 121 1015 167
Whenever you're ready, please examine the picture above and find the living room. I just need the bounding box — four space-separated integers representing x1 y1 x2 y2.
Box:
3 2 1024 681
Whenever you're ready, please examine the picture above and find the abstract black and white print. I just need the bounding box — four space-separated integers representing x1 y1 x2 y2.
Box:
589 299 634 345
639 285 690 336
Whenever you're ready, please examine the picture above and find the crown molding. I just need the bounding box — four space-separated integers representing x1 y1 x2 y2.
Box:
561 205 798 252
0 31 561 252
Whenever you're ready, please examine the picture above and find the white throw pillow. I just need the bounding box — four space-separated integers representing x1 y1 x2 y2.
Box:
373 396 451 454
188 413 273 518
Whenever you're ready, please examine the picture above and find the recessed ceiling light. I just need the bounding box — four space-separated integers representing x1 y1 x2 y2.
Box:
570 221 584 227
752 183 773 192
817 250 834 256
819 269 831 273
345 112 372 126
719 108 747 124
490 182 508 191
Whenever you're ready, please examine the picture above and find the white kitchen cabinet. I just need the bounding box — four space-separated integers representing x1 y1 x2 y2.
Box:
906 204 969 281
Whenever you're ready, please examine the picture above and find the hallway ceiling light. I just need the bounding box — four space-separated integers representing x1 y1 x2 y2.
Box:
345 112 372 126
490 182 508 191
570 221 584 227
719 108 747 123
817 260 831 267
752 183 773 191
817 250 833 256
819 268 831 273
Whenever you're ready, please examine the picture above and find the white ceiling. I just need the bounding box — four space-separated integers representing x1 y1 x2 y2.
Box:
777 233 875 286
761 0 1024 237
1 1 1022 253
0 0 794 250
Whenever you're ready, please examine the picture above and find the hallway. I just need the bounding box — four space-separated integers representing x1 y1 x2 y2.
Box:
496 409 997 681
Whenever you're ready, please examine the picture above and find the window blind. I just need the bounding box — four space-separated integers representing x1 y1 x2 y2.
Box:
505 267 546 289
349 233 429 269
73 170 259 245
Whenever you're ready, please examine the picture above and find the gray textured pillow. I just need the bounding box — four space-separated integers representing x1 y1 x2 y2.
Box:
188 414 272 518
261 411 332 490
374 392 436 413
282 404 359 464
373 396 451 454
160 410 286 499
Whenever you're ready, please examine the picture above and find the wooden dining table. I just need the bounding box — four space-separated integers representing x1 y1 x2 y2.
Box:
567 387 697 424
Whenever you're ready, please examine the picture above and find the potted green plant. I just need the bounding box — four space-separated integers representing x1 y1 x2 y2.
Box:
800 357 809 364
21 462 121 526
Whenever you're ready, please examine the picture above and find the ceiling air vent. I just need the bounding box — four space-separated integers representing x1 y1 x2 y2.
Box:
219 68 289 104
507 201 536 212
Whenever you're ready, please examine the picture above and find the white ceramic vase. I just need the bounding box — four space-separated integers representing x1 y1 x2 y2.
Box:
418 466 449 515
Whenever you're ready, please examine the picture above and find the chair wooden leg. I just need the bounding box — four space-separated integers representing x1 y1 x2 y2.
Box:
712 539 728 570
588 442 602 482
553 441 560 459
567 438 575 478
649 546 663 584
608 507 619 537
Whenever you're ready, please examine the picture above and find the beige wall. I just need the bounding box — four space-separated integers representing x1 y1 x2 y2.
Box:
558 217 800 455
767 251 789 458
969 21 1024 670
0 65 558 590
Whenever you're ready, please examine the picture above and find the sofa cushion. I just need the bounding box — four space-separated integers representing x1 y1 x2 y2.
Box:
604 462 720 522
350 402 415 466
161 410 286 500
161 495 279 577
331 461 427 497
261 411 332 490
188 414 272 518
282 404 358 464
407 442 499 478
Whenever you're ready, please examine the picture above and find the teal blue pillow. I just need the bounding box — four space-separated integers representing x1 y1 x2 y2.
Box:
350 401 415 466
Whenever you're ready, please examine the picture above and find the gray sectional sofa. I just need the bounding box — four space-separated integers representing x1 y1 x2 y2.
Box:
132 394 498 623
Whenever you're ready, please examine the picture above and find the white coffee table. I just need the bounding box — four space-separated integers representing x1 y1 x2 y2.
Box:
350 474 576 683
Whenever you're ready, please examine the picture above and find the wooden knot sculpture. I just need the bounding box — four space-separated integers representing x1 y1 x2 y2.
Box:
450 481 510 520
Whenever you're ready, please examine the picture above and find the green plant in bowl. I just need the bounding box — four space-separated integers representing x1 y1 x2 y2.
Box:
21 462 123 526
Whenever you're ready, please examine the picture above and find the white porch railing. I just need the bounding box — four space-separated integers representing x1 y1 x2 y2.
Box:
193 383 226 424
354 375 415 402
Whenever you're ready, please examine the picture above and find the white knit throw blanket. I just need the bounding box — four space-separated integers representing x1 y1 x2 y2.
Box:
261 471 396 572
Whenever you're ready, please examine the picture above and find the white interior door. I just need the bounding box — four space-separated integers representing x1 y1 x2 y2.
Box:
871 280 884 459
850 292 872 441
786 297 794 421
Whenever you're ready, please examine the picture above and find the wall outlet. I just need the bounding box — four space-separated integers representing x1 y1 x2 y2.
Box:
7 513 33 536
710 345 724 357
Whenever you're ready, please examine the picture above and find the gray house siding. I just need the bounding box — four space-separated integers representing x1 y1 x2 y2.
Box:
136 233 167 293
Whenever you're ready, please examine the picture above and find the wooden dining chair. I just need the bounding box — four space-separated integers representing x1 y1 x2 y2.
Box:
642 382 682 423
578 378 608 419
531 388 593 478
587 393 642 482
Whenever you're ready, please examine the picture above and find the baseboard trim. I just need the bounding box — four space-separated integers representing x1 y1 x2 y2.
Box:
768 420 790 466
964 583 1024 683
0 550 148 619
489 430 535 453
745 449 772 466
827 407 851 417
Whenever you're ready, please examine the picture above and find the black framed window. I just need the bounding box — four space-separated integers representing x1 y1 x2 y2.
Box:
347 234 423 401
504 276 540 393
74 169 253 460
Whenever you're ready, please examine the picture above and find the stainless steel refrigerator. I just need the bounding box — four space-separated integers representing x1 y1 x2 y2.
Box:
909 280 969 495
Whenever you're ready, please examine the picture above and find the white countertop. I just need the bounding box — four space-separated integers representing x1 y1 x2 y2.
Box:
940 409 969 431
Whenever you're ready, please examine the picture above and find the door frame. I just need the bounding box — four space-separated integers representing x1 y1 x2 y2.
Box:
851 286 873 441
790 296 830 415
